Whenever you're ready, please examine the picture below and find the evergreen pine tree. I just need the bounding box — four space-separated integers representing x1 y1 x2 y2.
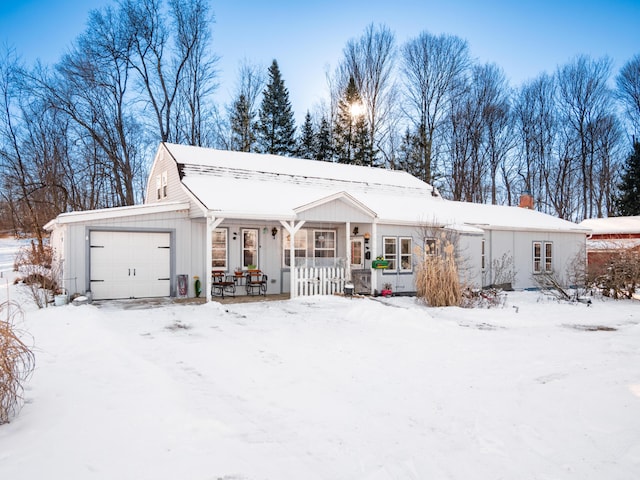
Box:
333 76 374 165
256 60 297 156
229 93 256 152
616 141 640 215
396 126 425 178
297 111 316 159
316 115 333 162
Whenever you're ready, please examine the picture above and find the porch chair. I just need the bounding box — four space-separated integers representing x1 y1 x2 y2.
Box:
246 270 267 296
211 271 236 298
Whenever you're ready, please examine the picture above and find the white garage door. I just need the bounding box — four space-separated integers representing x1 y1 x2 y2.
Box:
90 231 171 300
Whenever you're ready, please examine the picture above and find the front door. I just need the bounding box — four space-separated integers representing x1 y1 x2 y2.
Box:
351 238 364 268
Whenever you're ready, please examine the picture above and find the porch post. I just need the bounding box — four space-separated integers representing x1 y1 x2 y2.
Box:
206 216 224 302
371 221 378 296
345 221 351 283
280 220 305 299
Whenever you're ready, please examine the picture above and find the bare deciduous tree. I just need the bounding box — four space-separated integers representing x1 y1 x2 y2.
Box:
401 32 470 184
616 53 640 138
339 23 397 166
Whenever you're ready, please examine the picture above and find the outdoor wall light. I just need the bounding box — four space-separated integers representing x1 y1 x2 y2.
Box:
363 232 371 244
353 226 359 236
271 227 278 238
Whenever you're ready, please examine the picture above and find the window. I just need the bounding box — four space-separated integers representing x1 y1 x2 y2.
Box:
283 230 308 267
351 238 364 268
533 242 542 273
383 236 413 272
314 230 336 259
161 171 168 198
533 241 553 274
212 228 228 270
424 237 437 256
544 242 553 273
384 237 397 270
155 174 162 200
481 238 486 270
399 237 413 271
242 229 258 268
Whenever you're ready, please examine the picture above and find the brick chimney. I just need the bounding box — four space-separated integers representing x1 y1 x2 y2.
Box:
519 192 534 209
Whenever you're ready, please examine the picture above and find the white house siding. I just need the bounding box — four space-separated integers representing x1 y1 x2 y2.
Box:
53 209 194 298
145 144 205 218
482 229 585 289
296 198 374 224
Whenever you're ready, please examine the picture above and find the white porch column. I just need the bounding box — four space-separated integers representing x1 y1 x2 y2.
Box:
206 216 224 302
280 220 305 299
345 221 351 282
370 221 378 295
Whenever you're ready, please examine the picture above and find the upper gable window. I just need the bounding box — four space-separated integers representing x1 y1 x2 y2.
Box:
156 174 162 200
161 171 168 198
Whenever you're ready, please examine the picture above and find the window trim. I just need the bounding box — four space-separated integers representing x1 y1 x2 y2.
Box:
383 236 413 273
211 228 228 271
242 228 259 269
283 230 308 268
533 240 553 274
544 241 553 273
161 171 168 198
313 229 337 259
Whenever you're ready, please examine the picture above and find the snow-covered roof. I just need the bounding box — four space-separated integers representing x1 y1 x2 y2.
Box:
163 143 587 233
579 216 640 235
44 201 190 230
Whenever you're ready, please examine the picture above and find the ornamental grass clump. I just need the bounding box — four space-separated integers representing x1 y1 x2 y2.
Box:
0 301 35 424
415 234 461 307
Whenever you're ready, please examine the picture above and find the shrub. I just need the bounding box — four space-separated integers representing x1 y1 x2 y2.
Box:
14 241 59 308
0 301 35 424
590 248 640 299
415 233 461 307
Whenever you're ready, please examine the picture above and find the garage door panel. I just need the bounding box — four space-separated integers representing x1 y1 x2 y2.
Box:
90 231 171 300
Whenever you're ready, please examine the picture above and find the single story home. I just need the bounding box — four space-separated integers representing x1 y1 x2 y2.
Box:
45 143 589 301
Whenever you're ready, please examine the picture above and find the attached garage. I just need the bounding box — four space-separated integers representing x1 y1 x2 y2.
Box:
90 231 171 300
44 202 192 301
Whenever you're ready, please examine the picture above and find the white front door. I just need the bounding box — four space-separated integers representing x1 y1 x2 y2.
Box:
351 238 364 268
90 231 171 300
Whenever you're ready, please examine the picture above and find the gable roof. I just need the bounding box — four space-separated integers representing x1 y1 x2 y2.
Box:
162 143 587 233
579 216 640 235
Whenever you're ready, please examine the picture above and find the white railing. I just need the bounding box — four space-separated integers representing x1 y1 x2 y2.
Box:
295 267 346 296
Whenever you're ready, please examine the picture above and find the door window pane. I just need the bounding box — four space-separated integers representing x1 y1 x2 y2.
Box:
243 229 258 268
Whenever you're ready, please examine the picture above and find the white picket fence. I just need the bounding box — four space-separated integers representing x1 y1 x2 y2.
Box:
295 267 347 296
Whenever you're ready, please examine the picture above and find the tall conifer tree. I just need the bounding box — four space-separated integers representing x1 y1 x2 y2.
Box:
316 116 333 162
229 93 256 152
616 141 640 215
256 60 296 155
297 111 316 159
333 76 374 165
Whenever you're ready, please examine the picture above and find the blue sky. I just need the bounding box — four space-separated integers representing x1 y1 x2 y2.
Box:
1 0 638 118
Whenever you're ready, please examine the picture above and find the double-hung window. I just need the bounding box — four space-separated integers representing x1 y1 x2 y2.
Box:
383 236 413 272
283 230 308 267
533 241 553 274
313 230 336 263
212 228 228 270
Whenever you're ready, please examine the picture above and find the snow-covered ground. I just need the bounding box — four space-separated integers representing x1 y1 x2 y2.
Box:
0 242 639 479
